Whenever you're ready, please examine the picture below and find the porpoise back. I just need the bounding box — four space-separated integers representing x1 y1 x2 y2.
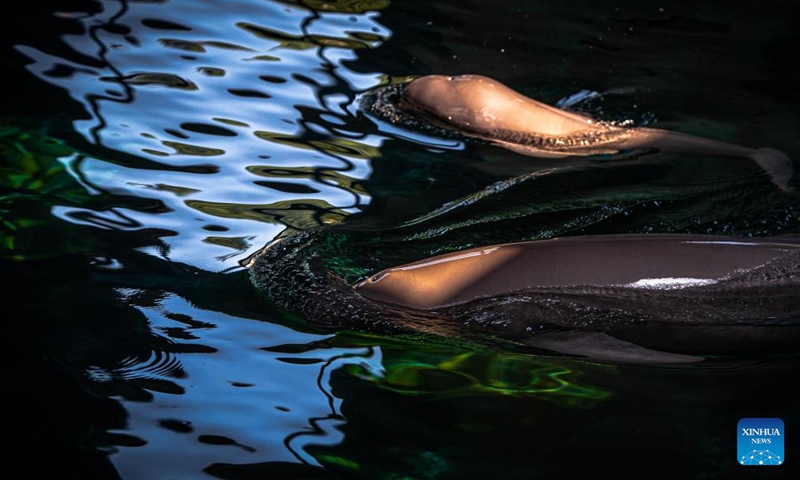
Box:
355 234 800 309
395 74 794 191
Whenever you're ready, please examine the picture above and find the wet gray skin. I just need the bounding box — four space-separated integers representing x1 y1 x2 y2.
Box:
397 75 794 191
355 234 800 309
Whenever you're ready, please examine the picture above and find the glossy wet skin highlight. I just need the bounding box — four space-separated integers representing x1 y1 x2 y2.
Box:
355 234 800 310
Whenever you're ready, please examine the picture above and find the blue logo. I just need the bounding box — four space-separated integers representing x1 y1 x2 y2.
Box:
738 418 784 466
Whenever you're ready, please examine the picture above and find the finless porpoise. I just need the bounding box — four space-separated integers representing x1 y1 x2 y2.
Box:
395 74 793 190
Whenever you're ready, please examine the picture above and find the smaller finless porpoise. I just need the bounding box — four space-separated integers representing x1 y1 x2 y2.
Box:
397 75 793 190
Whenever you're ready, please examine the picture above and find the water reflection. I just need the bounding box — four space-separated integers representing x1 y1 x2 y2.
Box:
18 0 391 270
335 344 611 406
6 1 408 476
106 290 368 478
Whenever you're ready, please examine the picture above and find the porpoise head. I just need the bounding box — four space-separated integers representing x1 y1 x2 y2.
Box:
354 243 525 310
399 74 507 133
398 74 596 138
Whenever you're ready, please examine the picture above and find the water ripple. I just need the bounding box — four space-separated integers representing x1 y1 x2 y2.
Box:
48 330 189 385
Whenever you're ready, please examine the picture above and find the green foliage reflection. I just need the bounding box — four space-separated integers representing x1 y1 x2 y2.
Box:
339 338 612 408
0 125 92 259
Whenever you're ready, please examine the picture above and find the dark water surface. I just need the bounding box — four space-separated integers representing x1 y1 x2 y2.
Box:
2 0 799 478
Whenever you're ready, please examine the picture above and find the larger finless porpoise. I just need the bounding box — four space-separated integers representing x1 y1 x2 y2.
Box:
397 75 793 190
251 231 800 364
355 234 800 310
352 234 800 363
